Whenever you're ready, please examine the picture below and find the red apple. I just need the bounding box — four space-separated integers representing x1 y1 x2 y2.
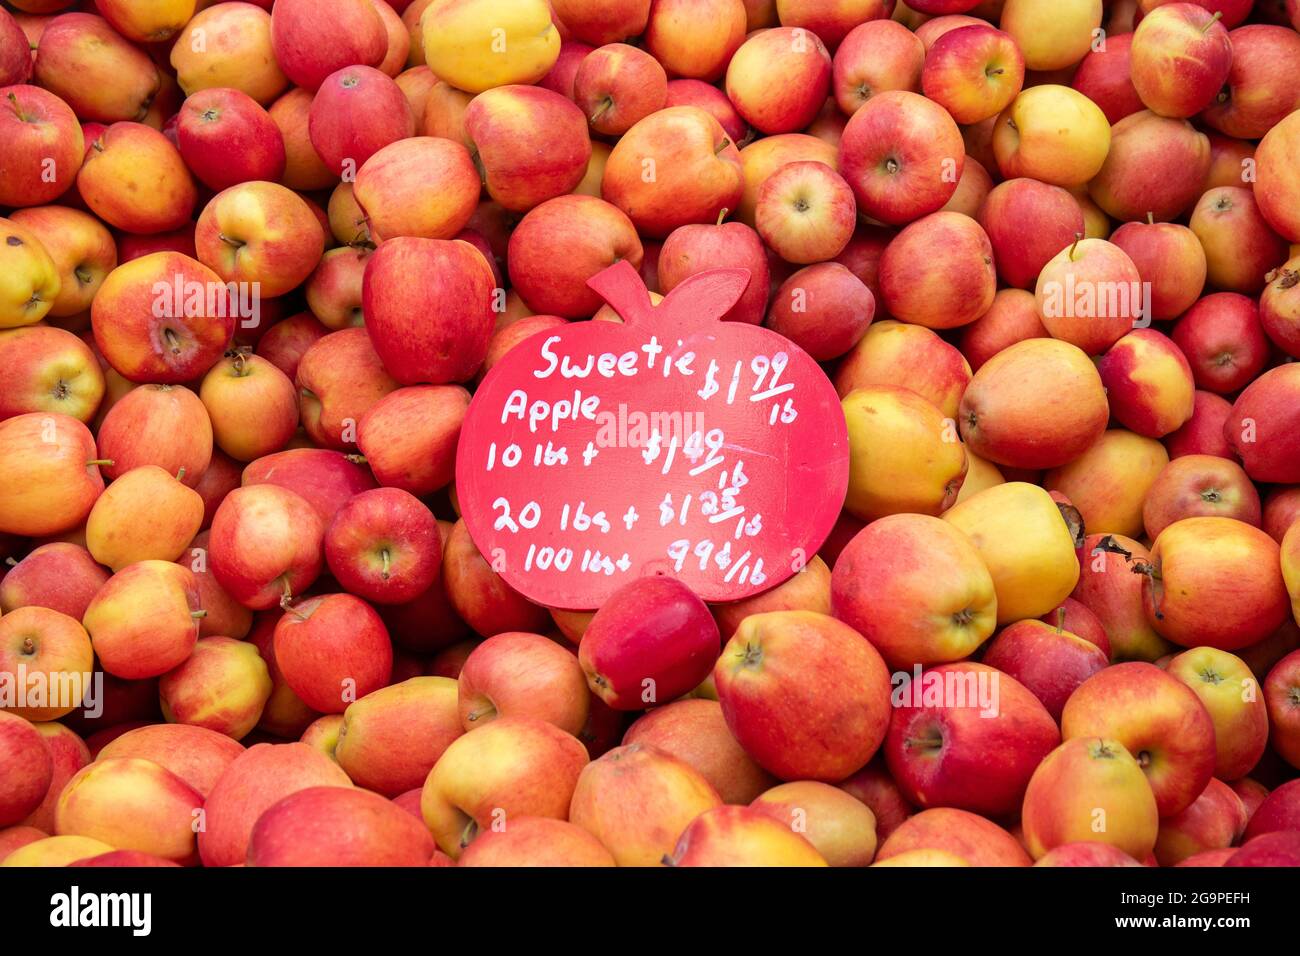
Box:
725 26 832 135
1225 364 1300 483
1142 455 1261 540
78 123 196 235
296 327 399 450
1260 254 1300 359
658 219 769 325
271 0 386 91
922 24 1024 125
755 160 856 265
308 65 415 178
1071 32 1143 124
983 619 1110 720
1265 650 1300 770
977 178 1085 291
209 483 324 610
0 85 83 208
878 211 995 329
1097 329 1195 439
956 288 1048 371
352 137 480 240
574 43 666 136
1034 237 1143 355
240 448 377 525
1165 390 1236 460
766 262 873 361
273 592 393 714
1130 2 1233 118
1089 111 1211 223
832 19 925 116
1190 186 1289 294
83 560 202 680
643 0 745 82
177 87 286 191
1109 219 1206 321
33 13 159 124
247 785 433 866
875 806 1030 866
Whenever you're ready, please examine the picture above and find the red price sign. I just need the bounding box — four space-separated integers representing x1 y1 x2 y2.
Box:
456 261 849 610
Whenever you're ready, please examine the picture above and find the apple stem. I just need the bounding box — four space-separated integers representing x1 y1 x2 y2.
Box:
715 137 732 156
279 577 308 620
218 233 245 250
459 817 478 849
1056 606 1065 635
1146 212 1154 225
380 548 391 580
345 454 368 465
86 459 114 467
175 466 186 483
4 557 16 567
191 610 207 619
1068 233 1082 260
465 704 496 723
589 97 614 124
1200 10 1223 32
716 208 729 226
6 92 23 121
1130 560 1165 620
163 328 181 354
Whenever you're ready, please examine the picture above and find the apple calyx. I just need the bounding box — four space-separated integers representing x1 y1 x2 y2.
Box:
1199 487 1222 503
1267 268 1300 290
163 327 183 355
21 637 35 656
225 348 253 378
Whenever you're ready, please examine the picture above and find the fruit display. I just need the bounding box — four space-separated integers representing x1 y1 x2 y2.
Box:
3 0 1300 875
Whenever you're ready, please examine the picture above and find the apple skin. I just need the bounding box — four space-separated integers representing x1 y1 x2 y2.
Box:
1130 2 1232 118
767 263 873 361
977 178 1084 291
0 413 106 537
6 207 115 320
664 78 747 143
157 636 271 742
0 217 58 330
1045 433 1166 542
78 123 196 235
623 698 775 805
725 26 831 135
0 327 103 425
1173 295 1271 397
273 593 393 714
879 211 995 329
835 321 970 419
1203 23 1300 135
992 85 1111 188
195 181 325 300
353 137 480 241
198 353 298 464
248 785 434 867
296 327 399 450
1097 330 1195 440
714 610 892 782
1242 778 1300 841
1166 647 1268 782
876 807 1030 866
271 0 386 91
83 560 202 681
54 756 204 864
922 24 1025 126
1265 650 1300 770
737 134 836 226
831 513 996 670
1089 111 1211 223
177 88 286 192
1071 533 1170 663
1061 662 1217 817
959 339 1108 470
209 483 324 611
1109 220 1205 322
334 677 461 796
1244 70 1300 243
0 84 84 209
1190 186 1290 294
550 0 650 46
1021 737 1159 861
832 19 924 116
1226 831 1300 867
0 543 109 620
0 711 53 827
362 237 495 385
568 743 722 866
573 42 665 138
1034 237 1144 356
755 160 856 265
171 3 287 105
1035 843 1144 867
355 384 467 497
198 741 353 867
441 518 550 638
666 805 827 866
1142 455 1261 541
1166 391 1236 461
1071 32 1143 124
0 834 120 868
257 312 329 382
421 716 588 860
18 724 88 833
241 448 377 526
94 386 211 495
85 465 204 572
942 482 1081 626
1225 364 1300 484
1264 487 1300 544
422 0 560 93
837 760 912 843
839 90 964 226
602 106 744 240
999 0 1100 70
458 816 616 867
96 724 243 800
325 488 440 605
0 10 31 86
886 662 1059 817
459 632 589 736
308 65 415 177
957 288 1047 372
578 576 719 711
508 195 644 318
1261 254 1300 359
643 0 745 82
982 619 1110 720
33 13 159 124
659 220 768 326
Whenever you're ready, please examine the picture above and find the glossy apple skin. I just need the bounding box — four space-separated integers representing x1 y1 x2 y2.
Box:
1142 455 1261 541
325 487 440 605
983 620 1109 720
307 65 414 179
1089 111 1210 223
714 610 892 782
876 807 1030 866
296 327 399 450
667 805 827 867
1166 647 1268 782
78 123 197 235
832 19 925 116
335 677 462 796
1171 293 1270 394
85 464 203 572
922 24 1025 126
1130 2 1232 118
835 321 970 419
178 87 286 191
831 513 996 670
1165 391 1235 461
241 448 377 526
1109 220 1206 322
6 208 115 320
0 712 53 828
1061 662 1217 817
248 786 434 867
977 178 1084 291
879 212 995 329
1265 651 1300 770
273 593 393 714
1021 737 1159 861
458 631 589 736
271 0 386 91
209 483 324 610
755 160 856 266
992 85 1111 188
1071 32 1143 124
0 414 105 537
578 576 719 711
96 723 243 800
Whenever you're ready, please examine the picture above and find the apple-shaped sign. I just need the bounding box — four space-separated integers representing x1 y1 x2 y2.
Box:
456 261 849 610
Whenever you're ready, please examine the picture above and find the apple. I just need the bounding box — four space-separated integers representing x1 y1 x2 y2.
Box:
1021 737 1159 860
1265 487 1300 543
1226 832 1300 867
1203 25 1300 140
748 779 878 867
0 835 118 868
766 263 873 361
0 217 58 330
96 724 242 799
442 518 551 636
256 312 328 382
643 0 745 82
959 339 1108 469
54 756 203 864
1166 646 1268 781
1166 391 1236 460
247 785 433 867
956 288 1048 371
421 78 472 145
725 26 831 135
0 327 103 424
459 632 588 735
352 137 479 241
269 88 337 192
832 19 924 115
334 676 461 795
15 724 86 835
0 85 83 208
77 123 196 235
714 611 891 781
568 743 722 866
1044 430 1169 540
1070 533 1171 663
354 385 467 497
1204 131 1255 190
1071 32 1143 124
0 10 30 86
85 465 203 571
0 412 105 537
755 161 856 265
940 153 992 218
666 805 827 866
992 86 1111 187
421 716 588 860
831 514 995 670
1261 254 1300 358
196 352 298 464
736 133 836 225
324 488 440 606
1000 0 1100 70
239 449 376 527
602 106 744 239
422 0 559 93
307 65 415 177
1098 330 1195 440
6 207 114 322
659 220 768 326
977 178 1084 291
0 543 108 620
371 0 410 76
578 576 719 711
171 2 288 105
1088 112 1211 223
1225 364 1300 483
839 90 964 226
1154 777 1248 866
834 321 970 419
922 24 1024 126
876 807 1030 866
198 741 352 867
1189 186 1290 294
33 13 159 123
1142 455 1261 540
156 636 270 741
1265 650 1300 770
1034 843 1144 867
509 195 644 318
1130 2 1232 118
664 78 747 143
458 816 616 867
83 560 201 680
879 212 995 329
176 88 286 192
271 0 386 91
1242 777 1300 840
273 593 392 714
296 328 399 450
0 712 52 827
573 43 666 136
195 182 324 300
983 619 1110 720
549 0 649 45
209 484 324 610
1109 219 1206 322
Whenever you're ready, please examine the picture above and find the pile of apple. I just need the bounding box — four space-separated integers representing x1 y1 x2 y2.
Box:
2 0 1300 870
